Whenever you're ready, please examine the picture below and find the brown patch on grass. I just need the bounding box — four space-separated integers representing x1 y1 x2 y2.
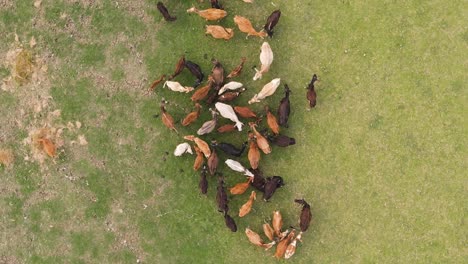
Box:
0 149 14 167
24 125 64 164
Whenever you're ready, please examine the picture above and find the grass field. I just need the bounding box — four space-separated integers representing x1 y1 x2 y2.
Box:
0 0 466 263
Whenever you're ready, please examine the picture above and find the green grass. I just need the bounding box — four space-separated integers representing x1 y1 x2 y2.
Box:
0 0 466 263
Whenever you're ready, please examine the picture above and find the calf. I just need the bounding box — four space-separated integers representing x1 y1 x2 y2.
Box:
307 74 318 108
263 176 284 201
185 60 204 87
264 10 281 37
294 199 312 232
278 84 291 127
157 2 177 22
212 141 247 157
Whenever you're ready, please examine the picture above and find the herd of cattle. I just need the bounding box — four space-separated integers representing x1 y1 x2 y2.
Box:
153 1 318 259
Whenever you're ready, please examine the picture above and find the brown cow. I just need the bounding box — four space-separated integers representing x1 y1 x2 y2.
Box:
294 199 312 232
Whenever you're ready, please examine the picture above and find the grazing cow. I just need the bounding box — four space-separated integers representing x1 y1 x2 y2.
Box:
217 88 246 102
210 0 223 9
183 135 211 158
226 57 246 79
249 168 266 192
193 145 204 171
265 105 280 135
307 74 318 108
191 77 213 101
147 74 166 93
278 84 291 127
249 122 271 154
263 176 284 201
253 42 273 80
160 101 178 133
234 15 268 39
187 7 227 21
224 213 237 232
294 199 312 232
216 175 229 213
245 228 276 250
264 10 281 37
247 133 260 169
239 191 256 217
197 109 218 135
211 59 225 89
199 165 208 194
248 78 281 104
169 55 185 80
157 2 177 21
263 223 274 241
205 25 234 40
185 60 204 87
217 123 236 133
164 81 194 93
234 106 257 119
182 103 202 126
272 210 283 237
207 148 219 175
285 232 303 259
275 230 295 259
267 134 296 147
212 141 247 157
230 177 252 195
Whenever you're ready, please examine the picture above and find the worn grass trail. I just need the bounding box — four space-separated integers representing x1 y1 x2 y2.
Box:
0 0 466 263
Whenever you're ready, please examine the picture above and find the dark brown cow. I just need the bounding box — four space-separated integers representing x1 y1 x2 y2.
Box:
224 213 237 232
157 2 177 22
263 176 284 201
249 168 266 192
307 74 318 108
185 61 204 87
216 175 229 213
264 10 281 37
268 134 296 147
212 141 247 157
210 0 223 9
278 84 291 127
199 165 208 194
294 199 312 232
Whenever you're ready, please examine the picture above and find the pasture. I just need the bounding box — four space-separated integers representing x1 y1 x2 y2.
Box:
0 0 466 263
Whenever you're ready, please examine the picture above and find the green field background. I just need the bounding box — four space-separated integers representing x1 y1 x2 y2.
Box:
0 1 466 263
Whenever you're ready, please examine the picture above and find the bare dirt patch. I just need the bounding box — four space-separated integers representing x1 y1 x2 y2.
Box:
0 149 14 167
